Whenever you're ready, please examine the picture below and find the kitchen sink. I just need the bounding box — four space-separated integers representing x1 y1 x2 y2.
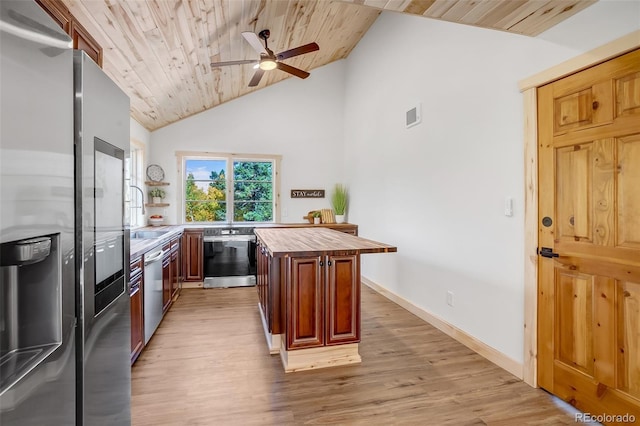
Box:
130 230 169 239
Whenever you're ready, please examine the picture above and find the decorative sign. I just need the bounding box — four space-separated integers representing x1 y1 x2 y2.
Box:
291 189 325 198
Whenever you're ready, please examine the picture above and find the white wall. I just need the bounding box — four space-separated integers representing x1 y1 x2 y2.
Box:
148 61 347 224
130 118 150 148
342 3 639 364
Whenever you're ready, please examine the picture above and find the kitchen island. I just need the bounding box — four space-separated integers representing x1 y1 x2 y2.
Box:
254 227 396 372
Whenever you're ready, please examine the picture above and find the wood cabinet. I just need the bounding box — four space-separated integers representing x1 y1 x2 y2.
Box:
170 236 180 300
36 0 103 67
287 254 359 349
183 229 204 282
325 254 360 345
162 241 171 313
287 256 324 349
255 228 395 371
130 255 144 364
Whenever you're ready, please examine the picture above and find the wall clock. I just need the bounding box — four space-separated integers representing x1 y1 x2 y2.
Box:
146 164 165 182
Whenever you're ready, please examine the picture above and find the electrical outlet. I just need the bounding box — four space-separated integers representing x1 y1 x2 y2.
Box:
446 291 454 307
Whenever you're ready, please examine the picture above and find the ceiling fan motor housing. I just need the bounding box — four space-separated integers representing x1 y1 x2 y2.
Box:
258 29 271 41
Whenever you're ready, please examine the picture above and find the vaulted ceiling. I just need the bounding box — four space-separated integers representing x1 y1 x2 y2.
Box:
61 0 597 131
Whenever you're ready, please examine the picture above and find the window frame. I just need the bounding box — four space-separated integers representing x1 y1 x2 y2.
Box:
177 151 281 225
126 139 145 228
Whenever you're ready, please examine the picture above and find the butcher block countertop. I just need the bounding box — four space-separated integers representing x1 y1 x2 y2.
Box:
254 227 397 257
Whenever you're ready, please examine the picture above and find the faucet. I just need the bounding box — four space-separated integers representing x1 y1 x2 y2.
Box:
130 185 145 214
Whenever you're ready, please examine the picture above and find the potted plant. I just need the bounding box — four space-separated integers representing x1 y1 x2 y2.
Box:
312 211 322 224
331 184 348 223
149 188 165 204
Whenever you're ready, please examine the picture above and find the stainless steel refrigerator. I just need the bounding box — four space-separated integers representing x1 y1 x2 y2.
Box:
74 49 131 425
0 1 131 424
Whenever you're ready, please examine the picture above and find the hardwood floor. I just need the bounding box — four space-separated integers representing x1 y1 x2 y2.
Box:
132 286 577 425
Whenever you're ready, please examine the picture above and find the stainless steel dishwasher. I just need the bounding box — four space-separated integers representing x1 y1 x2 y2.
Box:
143 246 163 344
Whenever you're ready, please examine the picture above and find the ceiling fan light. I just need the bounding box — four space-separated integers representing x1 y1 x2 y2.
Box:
259 59 277 70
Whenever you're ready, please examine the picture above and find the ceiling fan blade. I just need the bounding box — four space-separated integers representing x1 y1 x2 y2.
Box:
210 59 257 68
248 68 265 87
242 32 267 55
276 42 319 61
276 62 310 79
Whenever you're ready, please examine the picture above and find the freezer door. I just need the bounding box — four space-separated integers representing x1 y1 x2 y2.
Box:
0 1 76 425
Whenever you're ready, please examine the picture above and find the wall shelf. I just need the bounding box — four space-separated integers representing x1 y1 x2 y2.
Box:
145 181 169 186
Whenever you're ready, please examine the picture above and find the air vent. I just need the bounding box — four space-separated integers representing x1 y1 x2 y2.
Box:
406 103 421 129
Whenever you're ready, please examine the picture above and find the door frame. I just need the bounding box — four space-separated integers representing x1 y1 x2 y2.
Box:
519 30 640 387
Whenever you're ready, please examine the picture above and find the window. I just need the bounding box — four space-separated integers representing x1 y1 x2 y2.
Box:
126 141 145 227
180 153 280 224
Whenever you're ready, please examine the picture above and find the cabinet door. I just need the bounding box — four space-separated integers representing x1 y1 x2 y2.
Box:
130 276 144 364
170 236 180 298
162 249 171 313
70 21 103 67
183 230 204 282
36 0 103 67
257 242 265 312
325 254 360 345
287 256 324 349
170 247 179 299
36 0 70 32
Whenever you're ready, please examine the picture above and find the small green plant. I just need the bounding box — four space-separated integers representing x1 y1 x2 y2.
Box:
312 211 322 218
149 188 165 199
331 184 348 215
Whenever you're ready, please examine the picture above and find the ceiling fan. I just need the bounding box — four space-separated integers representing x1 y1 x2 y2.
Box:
210 29 319 87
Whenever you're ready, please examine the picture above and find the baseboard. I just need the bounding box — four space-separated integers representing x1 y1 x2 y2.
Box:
258 303 281 355
362 277 524 380
279 342 361 373
181 281 203 289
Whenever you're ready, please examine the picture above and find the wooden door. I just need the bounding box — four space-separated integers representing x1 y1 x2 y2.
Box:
70 21 103 67
325 253 360 345
287 256 324 349
130 278 144 364
130 256 144 364
162 243 171 313
170 245 179 299
183 230 203 282
538 49 640 421
36 0 103 67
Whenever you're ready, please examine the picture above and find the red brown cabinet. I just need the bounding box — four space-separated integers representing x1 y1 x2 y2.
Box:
162 241 171 313
325 254 360 345
130 255 144 364
255 228 395 372
36 0 103 67
287 254 359 349
183 229 203 282
170 236 180 299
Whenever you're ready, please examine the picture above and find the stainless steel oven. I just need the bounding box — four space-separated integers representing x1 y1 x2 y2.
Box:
203 228 256 288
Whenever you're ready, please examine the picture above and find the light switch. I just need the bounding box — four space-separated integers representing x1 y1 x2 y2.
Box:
504 197 513 217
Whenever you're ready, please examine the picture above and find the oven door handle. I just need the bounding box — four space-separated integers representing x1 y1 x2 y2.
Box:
204 235 255 243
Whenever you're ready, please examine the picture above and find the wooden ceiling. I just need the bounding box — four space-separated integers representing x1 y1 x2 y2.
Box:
338 0 596 36
60 0 597 131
